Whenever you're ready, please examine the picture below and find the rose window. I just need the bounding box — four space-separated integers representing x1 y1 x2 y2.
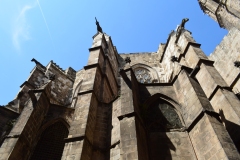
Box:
134 68 152 83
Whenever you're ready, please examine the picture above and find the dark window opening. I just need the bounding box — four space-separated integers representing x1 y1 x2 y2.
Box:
145 99 183 132
30 121 69 160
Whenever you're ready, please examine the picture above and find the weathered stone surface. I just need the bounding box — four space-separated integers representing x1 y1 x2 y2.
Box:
2 3 240 159
119 117 139 160
209 28 240 93
196 63 228 98
150 132 197 160
174 69 213 127
189 114 240 160
198 0 240 30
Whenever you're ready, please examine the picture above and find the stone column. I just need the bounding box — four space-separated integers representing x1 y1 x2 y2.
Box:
118 69 149 160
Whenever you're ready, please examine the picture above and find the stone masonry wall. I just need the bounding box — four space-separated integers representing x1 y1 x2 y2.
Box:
110 97 121 160
173 69 213 127
189 114 240 159
149 132 197 159
45 63 75 106
0 82 52 160
18 67 46 108
209 27 240 94
0 108 19 146
225 0 240 18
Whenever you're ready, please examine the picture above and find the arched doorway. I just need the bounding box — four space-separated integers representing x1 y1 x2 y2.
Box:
30 121 69 160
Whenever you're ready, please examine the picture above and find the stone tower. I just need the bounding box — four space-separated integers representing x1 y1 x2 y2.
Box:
1 2 240 159
198 0 240 30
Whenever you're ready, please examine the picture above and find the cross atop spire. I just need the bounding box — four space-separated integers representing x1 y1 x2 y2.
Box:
95 17 103 33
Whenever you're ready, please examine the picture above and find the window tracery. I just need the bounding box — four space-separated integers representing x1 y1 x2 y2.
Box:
145 99 183 132
134 68 152 83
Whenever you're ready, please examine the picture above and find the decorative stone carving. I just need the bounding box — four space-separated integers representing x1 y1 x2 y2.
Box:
175 18 189 43
124 57 131 64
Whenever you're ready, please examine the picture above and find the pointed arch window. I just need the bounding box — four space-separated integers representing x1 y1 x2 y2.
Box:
30 121 69 160
145 99 183 132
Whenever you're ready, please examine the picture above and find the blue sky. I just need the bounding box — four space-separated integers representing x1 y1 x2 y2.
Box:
0 0 227 105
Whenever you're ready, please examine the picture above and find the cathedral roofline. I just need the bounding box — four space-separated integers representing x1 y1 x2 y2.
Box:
119 52 156 55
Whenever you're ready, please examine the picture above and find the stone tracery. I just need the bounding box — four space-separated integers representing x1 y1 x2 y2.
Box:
146 99 183 132
134 67 152 83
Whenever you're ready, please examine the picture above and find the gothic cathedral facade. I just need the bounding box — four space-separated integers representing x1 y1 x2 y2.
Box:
1 0 240 159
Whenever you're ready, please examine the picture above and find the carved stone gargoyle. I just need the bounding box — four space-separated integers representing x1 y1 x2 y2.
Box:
179 18 189 29
175 18 189 43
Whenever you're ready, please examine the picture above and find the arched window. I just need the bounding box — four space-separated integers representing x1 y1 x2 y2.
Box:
145 99 183 132
30 121 69 160
134 67 152 83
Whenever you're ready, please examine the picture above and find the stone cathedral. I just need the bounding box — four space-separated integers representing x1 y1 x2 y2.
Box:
1 1 240 160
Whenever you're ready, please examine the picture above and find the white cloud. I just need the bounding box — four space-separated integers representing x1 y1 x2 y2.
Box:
12 4 35 51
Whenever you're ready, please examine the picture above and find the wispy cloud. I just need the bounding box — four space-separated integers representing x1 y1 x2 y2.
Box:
12 4 35 51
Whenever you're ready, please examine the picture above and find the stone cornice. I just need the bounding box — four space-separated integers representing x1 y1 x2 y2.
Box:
20 81 35 88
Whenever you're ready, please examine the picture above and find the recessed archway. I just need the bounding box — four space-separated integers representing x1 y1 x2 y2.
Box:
30 121 69 160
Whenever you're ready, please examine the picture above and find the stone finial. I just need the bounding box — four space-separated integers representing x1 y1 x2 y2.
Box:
95 17 103 33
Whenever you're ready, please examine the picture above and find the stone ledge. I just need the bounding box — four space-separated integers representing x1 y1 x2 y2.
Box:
178 42 201 63
64 135 85 143
187 110 221 132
